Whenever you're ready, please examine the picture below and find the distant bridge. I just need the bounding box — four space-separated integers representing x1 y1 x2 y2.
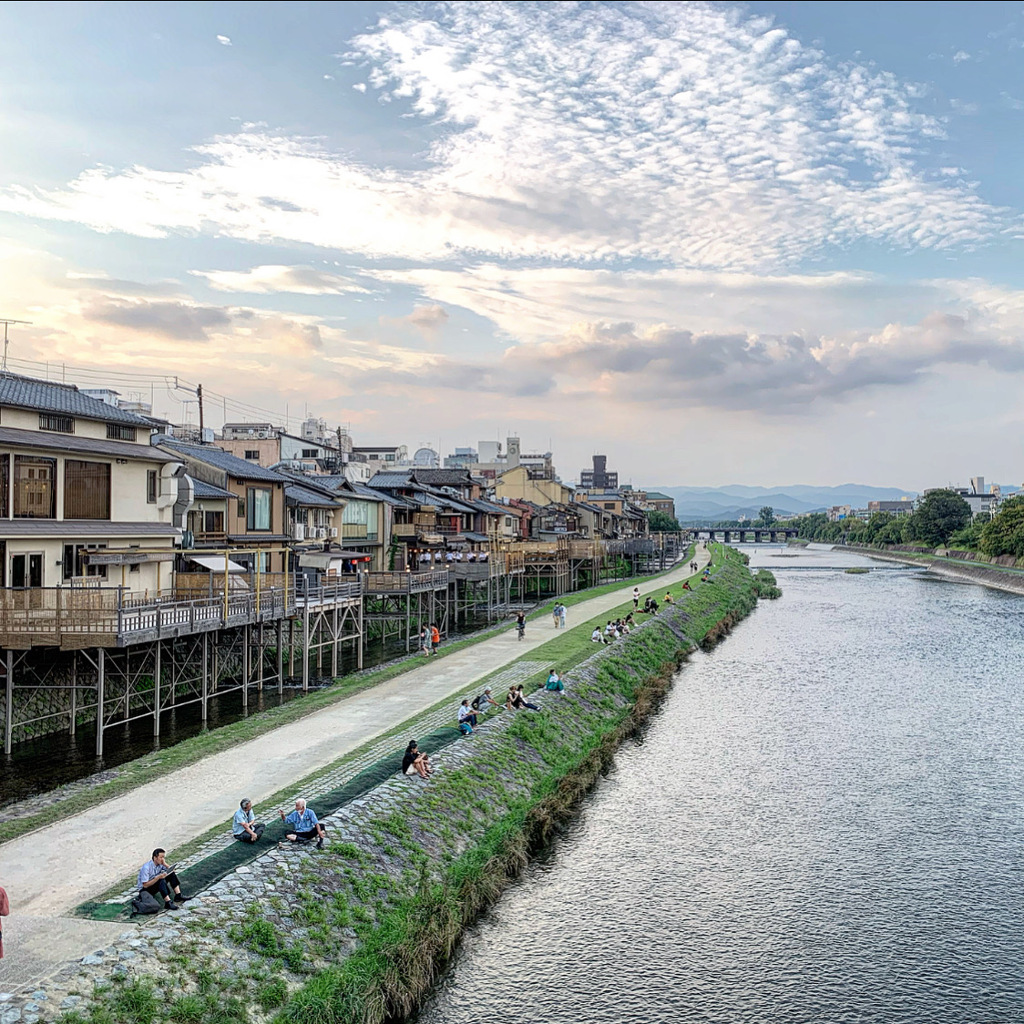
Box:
683 527 800 544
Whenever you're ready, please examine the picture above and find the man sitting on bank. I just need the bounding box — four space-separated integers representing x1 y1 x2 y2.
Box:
232 798 265 843
137 849 190 911
279 798 326 849
471 687 502 713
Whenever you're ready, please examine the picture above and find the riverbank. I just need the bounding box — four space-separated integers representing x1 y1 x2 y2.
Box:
0 552 695 846
8 548 767 1024
845 544 1024 596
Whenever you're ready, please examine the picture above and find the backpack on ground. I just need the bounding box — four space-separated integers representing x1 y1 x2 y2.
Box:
130 890 163 917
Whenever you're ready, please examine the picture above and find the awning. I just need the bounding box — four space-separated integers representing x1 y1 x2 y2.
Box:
300 551 371 571
187 554 248 573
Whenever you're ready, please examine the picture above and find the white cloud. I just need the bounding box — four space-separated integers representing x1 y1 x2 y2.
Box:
217 34 231 46
952 49 971 63
191 264 372 295
352 82 367 92
0 2 1005 269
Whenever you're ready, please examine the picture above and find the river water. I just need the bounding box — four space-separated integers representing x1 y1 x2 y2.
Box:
413 544 1024 1024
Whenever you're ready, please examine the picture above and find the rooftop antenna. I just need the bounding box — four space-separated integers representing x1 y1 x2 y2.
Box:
0 319 32 373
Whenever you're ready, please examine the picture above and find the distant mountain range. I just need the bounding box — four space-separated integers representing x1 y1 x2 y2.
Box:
651 483 914 522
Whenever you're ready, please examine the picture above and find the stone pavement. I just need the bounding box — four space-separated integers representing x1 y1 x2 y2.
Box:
0 550 708 996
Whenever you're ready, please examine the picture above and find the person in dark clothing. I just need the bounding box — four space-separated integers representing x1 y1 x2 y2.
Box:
402 740 431 778
512 685 540 710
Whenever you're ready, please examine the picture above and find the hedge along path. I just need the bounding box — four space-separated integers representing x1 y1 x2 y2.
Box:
0 547 708 935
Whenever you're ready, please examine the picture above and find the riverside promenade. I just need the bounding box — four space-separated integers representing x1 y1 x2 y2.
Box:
0 550 708 993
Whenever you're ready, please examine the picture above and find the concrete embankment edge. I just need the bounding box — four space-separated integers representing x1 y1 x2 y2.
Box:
847 545 1024 597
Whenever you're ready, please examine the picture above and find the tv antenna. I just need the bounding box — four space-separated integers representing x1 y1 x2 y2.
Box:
0 319 31 373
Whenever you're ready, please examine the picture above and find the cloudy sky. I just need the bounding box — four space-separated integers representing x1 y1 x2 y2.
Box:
1 1 1022 489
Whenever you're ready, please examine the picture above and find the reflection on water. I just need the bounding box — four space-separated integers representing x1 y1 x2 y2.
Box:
413 544 1024 1024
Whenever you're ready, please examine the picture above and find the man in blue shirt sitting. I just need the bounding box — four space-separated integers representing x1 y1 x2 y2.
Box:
137 849 190 911
279 797 326 849
232 798 265 843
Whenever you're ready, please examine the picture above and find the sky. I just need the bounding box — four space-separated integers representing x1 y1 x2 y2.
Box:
0 0 1022 490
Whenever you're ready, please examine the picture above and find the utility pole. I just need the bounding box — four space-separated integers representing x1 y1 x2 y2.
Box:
0 319 31 372
197 383 205 436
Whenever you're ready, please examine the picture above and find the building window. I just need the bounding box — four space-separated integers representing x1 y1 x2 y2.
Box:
246 487 272 531
147 470 158 504
237 497 245 520
603 503 616 510
62 543 107 580
39 413 74 434
64 460 111 520
107 423 137 441
204 510 224 534
13 456 56 518
301 448 318 458
384 453 395 461
244 450 260 460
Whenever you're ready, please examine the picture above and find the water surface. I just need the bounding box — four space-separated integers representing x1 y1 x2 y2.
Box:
414 545 1024 1024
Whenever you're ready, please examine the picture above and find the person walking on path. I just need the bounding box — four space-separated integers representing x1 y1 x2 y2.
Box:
137 849 190 911
633 586 640 609
0 881 8 958
558 602 567 629
430 624 441 655
279 798 326 849
552 603 561 629
515 610 526 640
232 798 265 843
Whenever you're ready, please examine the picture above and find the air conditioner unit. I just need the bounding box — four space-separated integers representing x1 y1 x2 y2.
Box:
314 527 326 539
291 523 305 541
329 527 338 538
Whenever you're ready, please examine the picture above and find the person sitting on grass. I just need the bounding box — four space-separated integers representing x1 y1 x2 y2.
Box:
513 684 541 710
591 626 604 643
137 849 190 911
279 798 326 849
545 669 565 694
232 798 265 844
402 740 432 779
472 687 501 713
664 592 674 604
458 698 477 734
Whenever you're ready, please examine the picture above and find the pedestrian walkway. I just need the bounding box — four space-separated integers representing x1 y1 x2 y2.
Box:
0 550 709 991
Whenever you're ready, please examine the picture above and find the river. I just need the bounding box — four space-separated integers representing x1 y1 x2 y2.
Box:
412 544 1024 1024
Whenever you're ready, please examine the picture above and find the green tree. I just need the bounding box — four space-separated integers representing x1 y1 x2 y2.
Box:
758 505 776 527
646 509 682 532
979 497 1024 558
904 489 972 547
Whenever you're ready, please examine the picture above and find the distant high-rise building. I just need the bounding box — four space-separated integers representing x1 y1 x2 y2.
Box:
580 454 618 490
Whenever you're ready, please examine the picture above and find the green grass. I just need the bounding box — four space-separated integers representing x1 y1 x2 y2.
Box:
0 550 693 848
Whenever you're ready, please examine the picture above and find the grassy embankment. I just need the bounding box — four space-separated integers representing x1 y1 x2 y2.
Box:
0 551 693 848
57 548 779 1024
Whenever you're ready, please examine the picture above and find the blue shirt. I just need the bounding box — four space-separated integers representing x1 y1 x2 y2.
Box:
284 808 319 832
232 808 255 836
137 859 166 889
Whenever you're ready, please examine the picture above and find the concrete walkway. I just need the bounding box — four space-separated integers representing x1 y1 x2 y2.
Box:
0 551 709 989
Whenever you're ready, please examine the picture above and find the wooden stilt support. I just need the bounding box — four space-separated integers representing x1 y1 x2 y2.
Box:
276 618 284 695
4 650 13 756
95 648 105 757
242 623 250 710
70 652 77 737
153 641 161 736
201 632 209 722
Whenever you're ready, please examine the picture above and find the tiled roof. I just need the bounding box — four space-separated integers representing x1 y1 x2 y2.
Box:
286 483 339 508
410 469 474 487
0 425 178 462
0 373 156 426
367 471 413 488
189 477 234 500
158 439 286 482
